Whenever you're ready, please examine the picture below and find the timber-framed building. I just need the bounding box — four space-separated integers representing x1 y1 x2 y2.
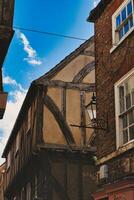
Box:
3 37 97 200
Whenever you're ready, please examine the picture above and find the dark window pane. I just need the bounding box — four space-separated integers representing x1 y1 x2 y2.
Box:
119 86 124 98
129 17 134 28
129 125 134 140
120 99 125 113
128 110 134 125
119 86 125 112
116 14 121 28
119 27 124 39
122 114 128 128
124 21 129 33
123 129 128 143
127 1 132 15
126 93 131 109
132 90 134 105
121 7 127 21
125 82 129 94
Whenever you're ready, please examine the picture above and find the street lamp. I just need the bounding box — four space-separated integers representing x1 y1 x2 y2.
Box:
86 93 96 122
70 93 108 131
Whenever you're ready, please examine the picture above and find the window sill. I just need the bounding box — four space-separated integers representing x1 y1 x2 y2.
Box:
96 140 134 165
122 139 134 148
110 26 134 54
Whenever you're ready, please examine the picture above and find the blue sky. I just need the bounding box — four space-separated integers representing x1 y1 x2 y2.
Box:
0 0 100 163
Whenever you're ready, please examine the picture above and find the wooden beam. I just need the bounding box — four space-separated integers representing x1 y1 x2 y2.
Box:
73 61 95 83
80 50 95 57
44 95 75 145
35 80 95 92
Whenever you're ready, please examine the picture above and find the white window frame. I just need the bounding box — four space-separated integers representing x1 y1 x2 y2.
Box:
111 0 134 53
115 68 134 149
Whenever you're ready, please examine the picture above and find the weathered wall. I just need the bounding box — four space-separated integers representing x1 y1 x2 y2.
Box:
94 0 134 184
43 86 94 146
42 41 95 146
52 55 94 83
95 0 134 158
43 106 67 144
0 0 14 26
5 153 96 200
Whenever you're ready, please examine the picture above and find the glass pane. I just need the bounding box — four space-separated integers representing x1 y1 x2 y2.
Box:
127 1 132 15
132 90 134 105
123 129 128 143
121 7 127 21
119 27 124 39
126 76 134 93
129 17 134 28
120 98 125 113
122 114 128 128
126 94 131 109
116 14 121 28
124 21 129 34
129 125 134 140
128 110 134 125
125 82 129 94
119 86 124 98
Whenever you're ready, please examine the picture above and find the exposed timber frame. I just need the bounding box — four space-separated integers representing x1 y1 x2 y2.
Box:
44 95 75 145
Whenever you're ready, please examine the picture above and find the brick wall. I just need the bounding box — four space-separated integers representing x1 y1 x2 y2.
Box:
94 0 134 159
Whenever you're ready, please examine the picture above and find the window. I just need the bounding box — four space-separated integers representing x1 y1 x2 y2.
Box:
115 69 134 147
112 0 134 46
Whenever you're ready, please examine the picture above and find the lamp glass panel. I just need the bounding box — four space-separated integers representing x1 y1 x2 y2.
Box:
87 108 96 120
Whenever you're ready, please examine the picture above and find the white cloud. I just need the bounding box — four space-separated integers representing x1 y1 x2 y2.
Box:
17 31 42 66
24 58 42 66
93 0 100 7
0 76 27 164
3 75 26 93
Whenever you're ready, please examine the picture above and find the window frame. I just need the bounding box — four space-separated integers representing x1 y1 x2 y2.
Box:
111 0 134 53
115 68 134 149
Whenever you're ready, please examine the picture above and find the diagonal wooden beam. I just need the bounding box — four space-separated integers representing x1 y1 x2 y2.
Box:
44 95 75 145
73 61 95 83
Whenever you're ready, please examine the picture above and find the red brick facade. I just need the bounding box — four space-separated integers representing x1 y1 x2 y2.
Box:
88 0 134 198
94 0 134 158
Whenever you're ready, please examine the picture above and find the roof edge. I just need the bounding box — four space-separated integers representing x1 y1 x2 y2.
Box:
35 36 94 82
87 0 111 22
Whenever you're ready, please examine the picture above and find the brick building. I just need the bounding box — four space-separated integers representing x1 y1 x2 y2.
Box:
0 0 15 119
88 0 134 199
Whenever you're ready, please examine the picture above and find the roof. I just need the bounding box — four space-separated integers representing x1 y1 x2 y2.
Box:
87 0 111 22
35 36 94 82
2 36 94 158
